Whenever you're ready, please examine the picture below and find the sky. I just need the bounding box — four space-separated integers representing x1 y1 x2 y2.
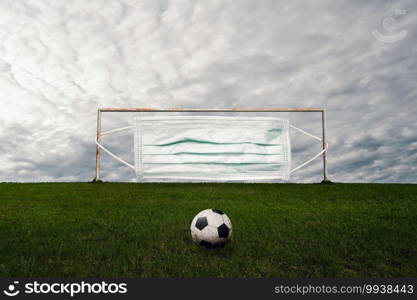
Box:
0 0 416 183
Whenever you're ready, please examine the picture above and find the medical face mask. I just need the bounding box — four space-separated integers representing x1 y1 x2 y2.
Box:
134 116 291 181
95 115 327 182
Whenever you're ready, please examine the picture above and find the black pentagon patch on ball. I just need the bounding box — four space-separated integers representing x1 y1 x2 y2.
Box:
200 240 225 248
195 217 208 230
212 209 224 215
217 223 230 238
199 240 213 248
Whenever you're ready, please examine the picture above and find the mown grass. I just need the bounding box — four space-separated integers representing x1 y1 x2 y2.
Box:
0 183 416 277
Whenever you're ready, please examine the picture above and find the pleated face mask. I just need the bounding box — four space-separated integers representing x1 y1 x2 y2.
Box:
134 116 291 181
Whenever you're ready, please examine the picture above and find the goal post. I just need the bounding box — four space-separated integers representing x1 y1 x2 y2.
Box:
93 108 329 183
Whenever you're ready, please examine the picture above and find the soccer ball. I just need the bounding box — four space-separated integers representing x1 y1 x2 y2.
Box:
190 209 232 248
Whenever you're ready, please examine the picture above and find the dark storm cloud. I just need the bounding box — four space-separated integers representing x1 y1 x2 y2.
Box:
0 0 416 182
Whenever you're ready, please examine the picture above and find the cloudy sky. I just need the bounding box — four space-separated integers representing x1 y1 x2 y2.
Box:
0 0 416 183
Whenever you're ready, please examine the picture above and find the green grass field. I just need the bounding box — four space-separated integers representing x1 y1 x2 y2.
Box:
0 183 416 278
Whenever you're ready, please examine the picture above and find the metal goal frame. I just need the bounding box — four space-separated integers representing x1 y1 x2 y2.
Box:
94 108 329 182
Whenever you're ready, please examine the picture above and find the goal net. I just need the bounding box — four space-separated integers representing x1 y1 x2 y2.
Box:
94 108 329 182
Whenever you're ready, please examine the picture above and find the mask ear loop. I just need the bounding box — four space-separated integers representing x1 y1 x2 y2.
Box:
95 126 135 170
289 124 328 174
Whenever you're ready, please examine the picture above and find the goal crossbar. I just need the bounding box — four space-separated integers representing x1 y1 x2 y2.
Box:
94 108 329 182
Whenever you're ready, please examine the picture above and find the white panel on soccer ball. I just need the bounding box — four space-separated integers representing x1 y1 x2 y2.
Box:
198 209 212 217
222 214 232 230
206 212 224 227
201 226 219 244
191 226 202 243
